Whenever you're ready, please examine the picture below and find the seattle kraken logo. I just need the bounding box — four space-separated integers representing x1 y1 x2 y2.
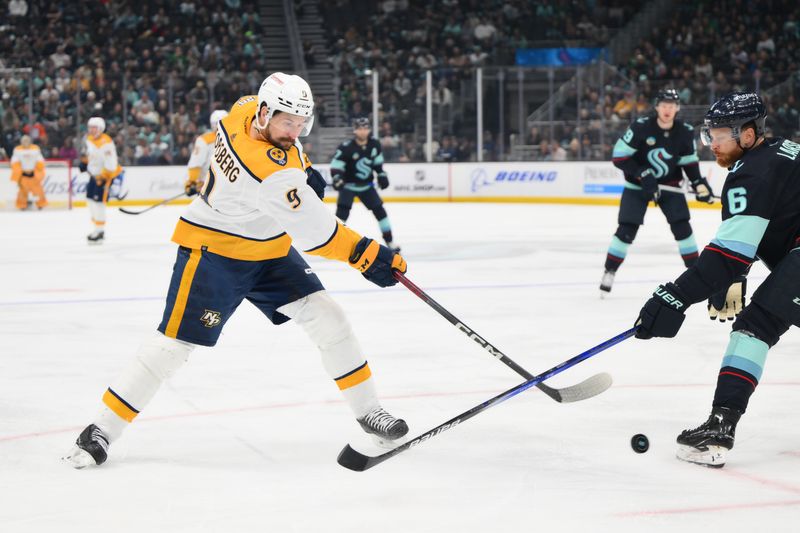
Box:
200 310 222 328
646 148 673 178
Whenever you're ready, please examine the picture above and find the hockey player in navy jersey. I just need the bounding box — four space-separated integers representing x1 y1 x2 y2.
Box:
600 88 715 295
634 92 800 467
330 117 400 252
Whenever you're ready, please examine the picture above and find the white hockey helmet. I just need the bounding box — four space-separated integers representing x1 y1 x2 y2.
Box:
255 72 314 136
87 116 106 134
210 109 228 130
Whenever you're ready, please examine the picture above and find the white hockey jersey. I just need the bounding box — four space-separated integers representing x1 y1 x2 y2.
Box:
186 131 216 183
172 95 362 263
10 144 44 178
84 133 122 180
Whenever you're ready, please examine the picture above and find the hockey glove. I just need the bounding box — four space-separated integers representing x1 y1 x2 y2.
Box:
377 172 389 190
635 282 688 339
79 161 88 173
184 179 202 197
306 166 326 200
639 168 660 205
694 179 715 204
332 177 345 191
708 278 746 322
349 237 407 288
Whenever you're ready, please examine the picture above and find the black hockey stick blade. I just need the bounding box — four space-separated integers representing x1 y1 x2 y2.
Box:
119 192 186 215
393 272 612 403
337 327 636 472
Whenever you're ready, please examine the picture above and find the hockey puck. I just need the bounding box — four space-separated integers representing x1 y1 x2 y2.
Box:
631 434 649 453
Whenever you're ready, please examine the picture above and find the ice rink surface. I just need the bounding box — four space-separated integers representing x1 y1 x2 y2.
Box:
2 200 799 532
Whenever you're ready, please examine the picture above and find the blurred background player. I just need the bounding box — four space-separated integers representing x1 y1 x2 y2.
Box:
635 92 800 467
600 88 715 296
63 73 409 469
81 117 123 244
10 134 47 210
330 117 400 251
184 109 229 197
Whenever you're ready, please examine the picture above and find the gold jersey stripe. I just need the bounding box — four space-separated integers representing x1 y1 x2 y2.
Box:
305 221 361 263
102 388 139 423
164 248 202 338
172 218 292 261
335 362 372 391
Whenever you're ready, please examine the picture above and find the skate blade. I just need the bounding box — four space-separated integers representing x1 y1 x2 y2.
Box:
676 444 727 468
599 289 610 299
62 446 97 469
369 433 408 450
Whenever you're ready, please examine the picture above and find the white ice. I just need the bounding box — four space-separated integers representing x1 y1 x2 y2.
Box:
2 201 799 533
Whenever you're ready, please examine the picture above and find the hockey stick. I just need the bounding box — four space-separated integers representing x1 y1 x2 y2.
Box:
658 184 721 199
394 272 612 403
119 192 187 215
337 327 636 471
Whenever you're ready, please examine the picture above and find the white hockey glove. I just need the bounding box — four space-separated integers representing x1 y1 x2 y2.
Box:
708 279 746 322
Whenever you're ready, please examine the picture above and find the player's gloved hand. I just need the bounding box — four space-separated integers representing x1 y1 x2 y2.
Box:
377 172 389 190
79 161 88 173
332 177 344 191
305 166 326 200
184 179 201 197
349 237 407 288
708 278 746 322
639 168 660 205
635 282 688 339
694 179 715 204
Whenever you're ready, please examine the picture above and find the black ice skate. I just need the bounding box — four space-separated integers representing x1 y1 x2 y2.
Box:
358 407 408 447
676 406 741 468
87 230 105 244
599 270 615 297
62 424 110 469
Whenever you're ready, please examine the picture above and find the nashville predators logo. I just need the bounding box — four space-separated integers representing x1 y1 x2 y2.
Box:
200 310 222 328
267 147 287 166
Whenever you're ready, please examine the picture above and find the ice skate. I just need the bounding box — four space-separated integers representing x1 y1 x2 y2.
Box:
87 230 105 244
63 424 110 469
358 407 408 448
676 407 740 468
599 269 615 297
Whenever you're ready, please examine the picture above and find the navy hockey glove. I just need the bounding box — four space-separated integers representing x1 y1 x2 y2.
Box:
306 166 326 200
184 179 201 197
79 161 88 173
708 278 746 322
332 176 345 191
349 237 407 288
694 178 715 204
377 172 389 190
635 282 688 339
639 168 660 204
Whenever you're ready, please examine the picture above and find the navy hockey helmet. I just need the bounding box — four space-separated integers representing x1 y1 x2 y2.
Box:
352 117 371 129
655 88 680 104
701 92 766 146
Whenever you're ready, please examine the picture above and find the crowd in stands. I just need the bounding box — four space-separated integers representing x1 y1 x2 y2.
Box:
0 0 263 166
319 0 643 162
0 0 797 167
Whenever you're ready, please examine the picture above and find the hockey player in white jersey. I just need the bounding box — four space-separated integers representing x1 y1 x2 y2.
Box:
9 134 48 210
81 117 123 244
64 73 409 468
184 109 228 197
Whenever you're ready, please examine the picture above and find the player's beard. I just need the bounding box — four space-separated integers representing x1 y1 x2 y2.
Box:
714 145 744 169
266 130 294 150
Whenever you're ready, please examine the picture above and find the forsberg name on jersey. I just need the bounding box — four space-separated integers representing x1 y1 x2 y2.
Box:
213 133 240 182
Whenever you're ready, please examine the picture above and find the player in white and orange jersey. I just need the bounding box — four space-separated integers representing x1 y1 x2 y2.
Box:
10 135 48 210
82 117 123 244
184 109 228 197
64 73 408 468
